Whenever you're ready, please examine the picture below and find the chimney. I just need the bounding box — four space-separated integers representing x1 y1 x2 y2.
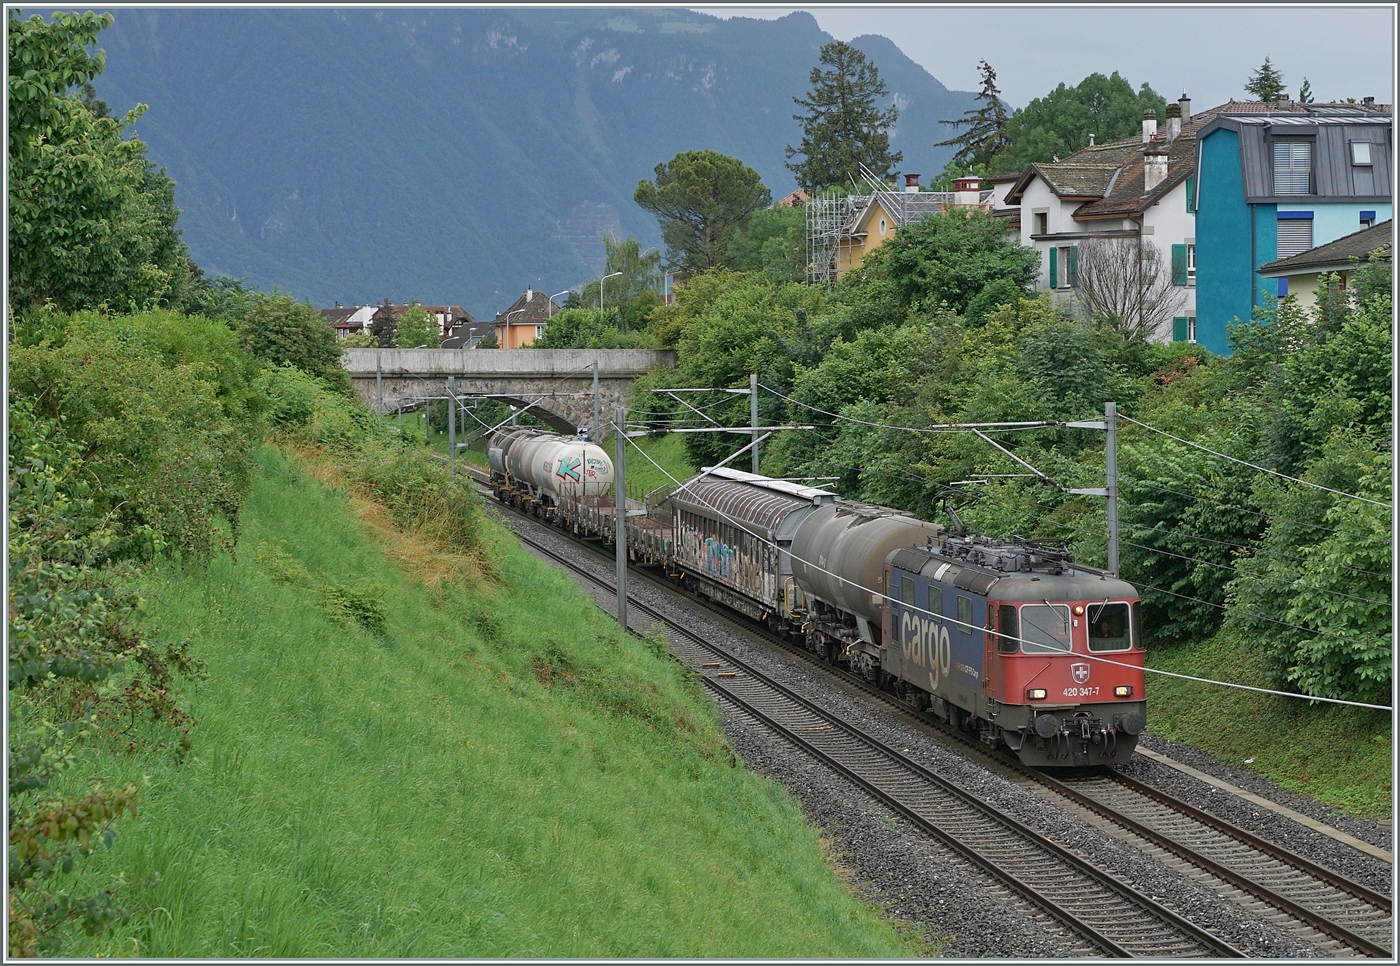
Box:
526 287 533 303
953 176 981 207
1364 96 1375 106
335 301 343 309
904 173 921 193
1144 139 1169 192
1178 92 1191 120
1141 109 1158 145
1088 133 1095 146
1164 102 1181 143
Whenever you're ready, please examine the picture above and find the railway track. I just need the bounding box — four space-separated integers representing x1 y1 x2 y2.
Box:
476 489 1239 957
465 466 1390 957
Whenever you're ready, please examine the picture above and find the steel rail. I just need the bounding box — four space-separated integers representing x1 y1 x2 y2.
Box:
480 488 1242 958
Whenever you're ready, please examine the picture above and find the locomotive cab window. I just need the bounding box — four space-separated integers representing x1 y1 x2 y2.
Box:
1131 600 1144 650
1087 602 1132 651
1019 604 1071 653
901 576 915 606
956 595 973 634
997 604 1019 653
928 585 943 621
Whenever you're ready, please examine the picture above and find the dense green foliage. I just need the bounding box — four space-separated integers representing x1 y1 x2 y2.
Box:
786 40 901 191
391 300 440 349
234 292 348 392
993 72 1167 174
635 150 772 275
7 310 264 954
573 235 664 333
8 10 196 315
725 205 807 284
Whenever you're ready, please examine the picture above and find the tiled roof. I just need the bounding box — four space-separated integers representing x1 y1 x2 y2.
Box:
1010 106 1225 214
1213 99 1391 115
492 289 560 325
1259 220 1393 274
319 307 355 325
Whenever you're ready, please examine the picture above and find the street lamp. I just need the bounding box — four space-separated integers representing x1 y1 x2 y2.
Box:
599 271 622 314
500 307 525 348
548 290 571 319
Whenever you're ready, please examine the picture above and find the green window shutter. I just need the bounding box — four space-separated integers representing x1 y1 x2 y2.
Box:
1048 247 1057 288
1171 244 1188 285
1067 246 1079 287
1186 175 1195 213
1172 316 1188 342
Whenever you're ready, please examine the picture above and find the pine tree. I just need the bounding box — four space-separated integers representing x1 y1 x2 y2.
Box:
1245 56 1286 102
1298 77 1314 104
785 41 902 192
936 60 1010 171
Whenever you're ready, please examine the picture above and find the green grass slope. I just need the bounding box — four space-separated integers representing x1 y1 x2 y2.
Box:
55 446 913 958
1146 635 1391 819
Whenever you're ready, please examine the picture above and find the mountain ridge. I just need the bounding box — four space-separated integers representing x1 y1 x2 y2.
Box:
88 8 976 318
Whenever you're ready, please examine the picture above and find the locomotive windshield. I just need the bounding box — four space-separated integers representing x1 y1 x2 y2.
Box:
1088 602 1132 651
1019 604 1072 653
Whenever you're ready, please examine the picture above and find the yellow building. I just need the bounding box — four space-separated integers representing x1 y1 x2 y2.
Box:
491 288 562 348
818 177 994 281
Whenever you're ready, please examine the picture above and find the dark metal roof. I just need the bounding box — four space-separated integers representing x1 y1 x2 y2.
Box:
1259 220 1393 275
1195 110 1394 203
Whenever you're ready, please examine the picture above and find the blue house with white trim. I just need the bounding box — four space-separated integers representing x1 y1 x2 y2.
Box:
1193 102 1392 354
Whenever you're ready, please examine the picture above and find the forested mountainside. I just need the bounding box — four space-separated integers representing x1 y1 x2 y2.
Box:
89 7 975 316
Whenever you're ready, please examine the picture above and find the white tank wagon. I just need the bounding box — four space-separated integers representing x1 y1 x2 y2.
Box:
487 429 614 511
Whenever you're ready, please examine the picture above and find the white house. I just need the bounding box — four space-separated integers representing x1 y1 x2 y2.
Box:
1005 94 1208 342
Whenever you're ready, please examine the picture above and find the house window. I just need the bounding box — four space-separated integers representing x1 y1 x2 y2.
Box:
1351 141 1372 165
1187 316 1197 344
1035 212 1048 235
1187 244 1196 285
1172 316 1198 343
534 325 545 339
1272 141 1312 194
1360 209 1377 229
879 217 887 236
1059 246 1078 287
1276 214 1313 258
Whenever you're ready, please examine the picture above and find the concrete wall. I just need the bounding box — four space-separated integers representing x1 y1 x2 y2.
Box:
341 347 676 377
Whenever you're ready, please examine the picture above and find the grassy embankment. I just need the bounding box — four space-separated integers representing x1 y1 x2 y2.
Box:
1145 636 1391 818
51 441 921 958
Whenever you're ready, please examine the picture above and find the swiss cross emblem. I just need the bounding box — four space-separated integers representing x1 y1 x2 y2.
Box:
1071 663 1091 684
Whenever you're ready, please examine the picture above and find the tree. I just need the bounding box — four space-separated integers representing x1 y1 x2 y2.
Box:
725 205 807 283
393 300 439 348
634 150 771 275
936 60 1010 172
8 10 197 315
1298 77 1314 104
370 299 399 347
786 40 902 192
994 73 1167 174
236 292 345 387
1071 236 1186 340
1245 56 1286 102
858 209 1040 315
577 235 662 331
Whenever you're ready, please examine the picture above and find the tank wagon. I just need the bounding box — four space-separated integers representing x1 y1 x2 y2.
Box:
491 454 1146 767
487 429 614 513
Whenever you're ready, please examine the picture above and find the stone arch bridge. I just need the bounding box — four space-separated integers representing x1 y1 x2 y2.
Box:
341 348 676 438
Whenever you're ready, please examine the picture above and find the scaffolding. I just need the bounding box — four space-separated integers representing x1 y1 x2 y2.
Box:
805 193 866 290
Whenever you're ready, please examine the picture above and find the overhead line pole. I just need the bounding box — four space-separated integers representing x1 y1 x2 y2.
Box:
750 373 759 473
614 405 628 629
447 375 456 477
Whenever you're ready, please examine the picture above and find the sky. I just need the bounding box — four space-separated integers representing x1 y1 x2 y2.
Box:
696 6 1395 110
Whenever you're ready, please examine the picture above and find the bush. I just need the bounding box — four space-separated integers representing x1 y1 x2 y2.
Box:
236 292 350 393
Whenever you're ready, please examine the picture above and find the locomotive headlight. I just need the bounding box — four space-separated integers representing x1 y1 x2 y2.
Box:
1114 685 1134 698
1027 688 1047 700
1073 605 1084 615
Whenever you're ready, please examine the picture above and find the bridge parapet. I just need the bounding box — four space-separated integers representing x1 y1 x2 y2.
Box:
341 348 676 378
340 347 677 435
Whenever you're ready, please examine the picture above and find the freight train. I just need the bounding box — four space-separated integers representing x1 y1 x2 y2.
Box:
488 429 1146 767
